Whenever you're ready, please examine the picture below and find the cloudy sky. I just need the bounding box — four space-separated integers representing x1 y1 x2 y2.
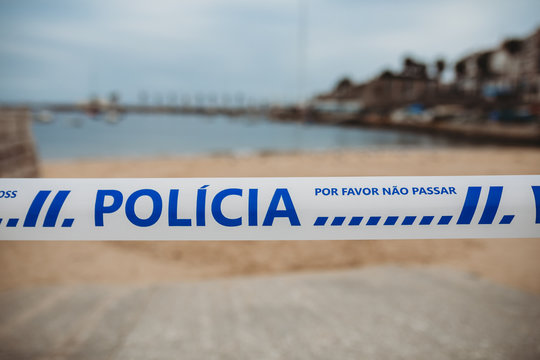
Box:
1 0 539 104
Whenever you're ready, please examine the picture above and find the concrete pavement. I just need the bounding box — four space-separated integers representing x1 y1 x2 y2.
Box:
0 266 539 360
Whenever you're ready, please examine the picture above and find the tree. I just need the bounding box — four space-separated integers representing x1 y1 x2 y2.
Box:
433 58 446 85
403 56 427 79
502 39 523 55
455 60 466 78
335 77 353 92
436 59 445 72
404 57 414 68
379 69 394 79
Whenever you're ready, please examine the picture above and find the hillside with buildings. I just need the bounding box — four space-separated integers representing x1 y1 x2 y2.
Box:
307 27 540 140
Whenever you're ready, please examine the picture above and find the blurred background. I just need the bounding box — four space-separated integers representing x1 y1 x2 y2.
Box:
1 1 540 359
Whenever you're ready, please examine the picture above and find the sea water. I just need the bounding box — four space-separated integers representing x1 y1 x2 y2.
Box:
32 112 465 160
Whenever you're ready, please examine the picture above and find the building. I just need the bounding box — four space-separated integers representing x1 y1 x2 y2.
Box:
313 26 540 121
455 27 540 102
314 58 438 112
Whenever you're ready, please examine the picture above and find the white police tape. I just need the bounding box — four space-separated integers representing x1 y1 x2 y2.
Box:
0 176 539 240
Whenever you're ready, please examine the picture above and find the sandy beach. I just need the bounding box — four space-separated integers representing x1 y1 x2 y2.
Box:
1 147 540 293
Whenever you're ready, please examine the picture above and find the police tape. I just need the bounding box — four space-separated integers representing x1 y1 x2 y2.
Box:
0 176 539 240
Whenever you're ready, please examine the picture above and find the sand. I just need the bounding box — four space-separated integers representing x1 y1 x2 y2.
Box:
1 147 540 293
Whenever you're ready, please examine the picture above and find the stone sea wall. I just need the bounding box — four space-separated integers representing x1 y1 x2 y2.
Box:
0 108 39 178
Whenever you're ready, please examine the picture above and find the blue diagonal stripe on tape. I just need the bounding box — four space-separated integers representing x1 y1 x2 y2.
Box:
314 217 328 226
43 191 70 227
479 186 503 224
23 190 51 227
331 217 346 226
457 186 481 225
402 216 416 225
419 216 434 225
384 216 398 225
438 216 452 225
499 215 514 224
532 186 540 224
348 217 363 226
62 218 74 227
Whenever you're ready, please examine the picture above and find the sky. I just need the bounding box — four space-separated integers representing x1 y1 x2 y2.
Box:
1 0 539 104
